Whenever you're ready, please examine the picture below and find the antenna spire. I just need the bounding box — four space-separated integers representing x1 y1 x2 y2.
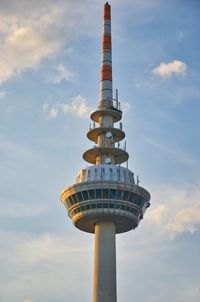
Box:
100 2 113 109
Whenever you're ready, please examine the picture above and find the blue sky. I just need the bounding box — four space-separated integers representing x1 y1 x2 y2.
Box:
0 0 200 301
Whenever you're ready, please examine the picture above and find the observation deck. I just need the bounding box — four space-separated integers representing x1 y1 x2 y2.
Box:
61 165 150 234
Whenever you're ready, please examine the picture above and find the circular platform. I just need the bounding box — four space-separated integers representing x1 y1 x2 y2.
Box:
91 108 122 123
72 208 139 234
87 127 125 143
83 146 129 165
61 179 151 234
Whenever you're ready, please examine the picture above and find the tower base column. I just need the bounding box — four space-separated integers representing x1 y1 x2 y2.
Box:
93 221 117 302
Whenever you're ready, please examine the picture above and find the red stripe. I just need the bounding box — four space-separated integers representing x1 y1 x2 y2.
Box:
102 35 111 43
101 64 112 81
104 3 111 20
102 42 111 50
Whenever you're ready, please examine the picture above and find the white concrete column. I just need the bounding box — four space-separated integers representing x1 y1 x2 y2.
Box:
93 221 117 302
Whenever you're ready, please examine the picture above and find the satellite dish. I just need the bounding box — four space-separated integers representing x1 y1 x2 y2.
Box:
105 157 112 164
106 131 112 138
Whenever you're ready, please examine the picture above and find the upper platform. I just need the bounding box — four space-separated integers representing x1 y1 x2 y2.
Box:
83 146 129 165
91 107 122 123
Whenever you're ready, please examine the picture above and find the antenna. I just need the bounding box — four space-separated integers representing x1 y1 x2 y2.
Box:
137 175 140 186
116 89 118 109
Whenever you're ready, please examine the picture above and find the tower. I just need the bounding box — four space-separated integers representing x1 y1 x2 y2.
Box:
61 3 150 302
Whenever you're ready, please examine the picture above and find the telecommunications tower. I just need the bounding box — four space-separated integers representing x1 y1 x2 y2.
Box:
61 3 150 302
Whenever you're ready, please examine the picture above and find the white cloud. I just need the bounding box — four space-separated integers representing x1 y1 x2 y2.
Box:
0 7 64 84
48 64 75 84
146 184 200 238
120 101 131 114
43 95 94 119
0 1 99 85
43 96 130 119
152 60 187 78
0 231 92 301
43 103 59 118
166 205 200 234
18 233 92 264
149 204 168 224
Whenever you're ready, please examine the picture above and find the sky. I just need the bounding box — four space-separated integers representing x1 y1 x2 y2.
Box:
0 0 200 301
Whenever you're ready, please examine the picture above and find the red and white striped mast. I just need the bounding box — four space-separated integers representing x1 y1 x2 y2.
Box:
100 2 113 109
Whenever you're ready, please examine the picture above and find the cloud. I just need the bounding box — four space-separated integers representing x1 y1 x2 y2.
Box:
0 7 64 84
0 1 99 85
152 60 187 78
146 184 200 238
48 64 75 84
149 204 168 224
43 95 94 119
120 101 131 114
43 96 131 119
166 205 200 234
43 104 59 118
0 230 92 301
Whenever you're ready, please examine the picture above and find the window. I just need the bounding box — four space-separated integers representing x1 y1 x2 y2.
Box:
91 203 96 209
103 203 108 208
123 171 126 179
140 198 146 208
121 204 126 211
77 192 83 202
114 203 120 209
109 189 116 199
82 190 89 200
110 168 113 180
66 198 71 208
72 193 78 203
94 168 98 180
128 192 134 202
109 203 114 209
103 189 109 199
97 203 102 209
117 168 120 181
89 189 95 199
101 168 105 179
123 191 130 201
68 195 74 205
80 206 85 211
116 190 124 200
96 189 102 199
134 194 141 206
73 208 78 214
76 207 81 213
86 204 90 210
